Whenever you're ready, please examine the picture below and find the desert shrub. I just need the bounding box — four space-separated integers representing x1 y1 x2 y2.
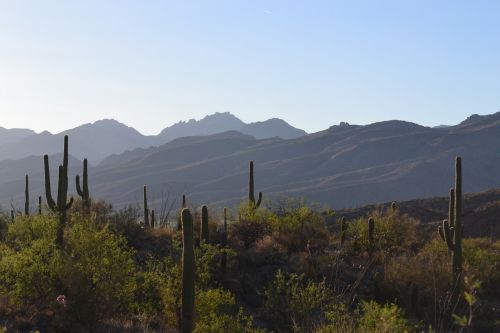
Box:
0 213 8 242
269 204 329 254
57 217 137 327
231 204 271 249
5 214 57 248
265 270 330 331
347 208 420 254
194 288 264 333
358 301 412 333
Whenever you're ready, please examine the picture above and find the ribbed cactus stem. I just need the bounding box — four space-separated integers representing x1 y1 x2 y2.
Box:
248 161 262 209
44 135 73 247
143 185 149 227
340 216 347 246
76 158 90 213
181 208 195 333
368 217 375 249
200 205 209 243
24 175 29 216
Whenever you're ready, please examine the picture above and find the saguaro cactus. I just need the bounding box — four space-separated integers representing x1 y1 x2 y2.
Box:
178 194 187 231
368 217 375 249
44 135 74 247
38 196 42 215
24 175 29 216
200 205 209 243
181 208 195 333
249 161 262 209
10 210 14 223
221 207 228 276
150 209 155 228
76 158 90 213
340 216 347 246
143 185 150 227
437 156 463 299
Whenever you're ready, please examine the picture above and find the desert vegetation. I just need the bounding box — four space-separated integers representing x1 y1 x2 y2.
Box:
0 136 499 333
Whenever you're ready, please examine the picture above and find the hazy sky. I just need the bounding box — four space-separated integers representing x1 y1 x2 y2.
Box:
1 1 499 135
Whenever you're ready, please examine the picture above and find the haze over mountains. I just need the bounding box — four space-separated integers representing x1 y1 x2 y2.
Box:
0 112 499 211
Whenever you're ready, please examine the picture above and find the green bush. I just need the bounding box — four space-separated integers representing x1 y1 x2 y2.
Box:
265 270 329 331
194 288 264 333
358 301 412 333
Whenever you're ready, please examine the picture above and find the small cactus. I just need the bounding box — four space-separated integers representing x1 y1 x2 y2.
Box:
44 135 74 247
76 158 91 214
181 208 195 333
24 175 29 216
143 185 150 227
249 161 262 209
340 216 347 246
200 205 209 243
368 217 375 249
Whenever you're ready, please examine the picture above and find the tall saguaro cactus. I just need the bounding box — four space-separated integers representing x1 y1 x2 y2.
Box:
221 207 228 277
200 205 209 243
249 161 262 209
24 175 29 216
143 185 150 227
38 196 42 215
438 156 463 299
181 208 195 333
44 135 74 247
76 158 90 213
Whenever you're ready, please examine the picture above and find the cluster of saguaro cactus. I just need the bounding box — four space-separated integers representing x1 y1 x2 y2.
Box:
200 205 209 243
76 158 91 213
44 135 74 247
23 174 29 216
249 161 262 209
181 208 195 333
438 156 463 299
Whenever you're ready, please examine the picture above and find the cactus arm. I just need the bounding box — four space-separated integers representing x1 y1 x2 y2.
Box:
438 225 445 242
43 155 57 210
76 175 83 196
442 219 455 251
66 197 74 210
256 192 263 208
181 208 195 333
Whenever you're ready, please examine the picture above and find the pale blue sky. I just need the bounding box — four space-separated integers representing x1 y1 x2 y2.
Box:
0 1 499 134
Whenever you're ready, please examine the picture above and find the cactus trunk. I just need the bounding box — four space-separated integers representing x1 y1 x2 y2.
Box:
181 208 195 333
143 185 149 227
24 175 29 216
200 205 209 243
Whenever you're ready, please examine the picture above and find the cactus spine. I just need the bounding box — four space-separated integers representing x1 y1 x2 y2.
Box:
368 217 375 249
76 158 90 213
200 205 209 243
249 161 262 209
24 174 29 216
181 208 195 333
340 216 347 246
143 185 150 227
44 135 74 247
437 157 463 298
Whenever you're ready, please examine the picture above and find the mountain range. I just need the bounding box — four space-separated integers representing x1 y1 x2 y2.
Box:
0 112 306 163
0 112 499 211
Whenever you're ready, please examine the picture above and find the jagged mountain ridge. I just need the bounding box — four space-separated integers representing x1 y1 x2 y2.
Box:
0 113 306 163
